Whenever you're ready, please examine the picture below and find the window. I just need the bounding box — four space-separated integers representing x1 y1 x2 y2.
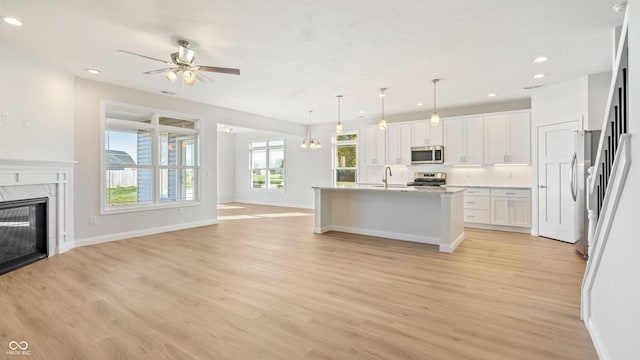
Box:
249 139 285 190
103 104 200 212
333 132 358 185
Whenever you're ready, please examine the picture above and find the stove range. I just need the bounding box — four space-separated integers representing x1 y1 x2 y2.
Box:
407 172 446 187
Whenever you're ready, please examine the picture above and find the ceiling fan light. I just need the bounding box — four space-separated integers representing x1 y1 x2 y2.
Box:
183 70 196 85
431 112 440 126
165 70 178 82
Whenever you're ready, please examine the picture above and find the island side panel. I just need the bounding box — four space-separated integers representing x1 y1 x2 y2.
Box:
313 188 332 233
320 189 442 245
439 191 465 253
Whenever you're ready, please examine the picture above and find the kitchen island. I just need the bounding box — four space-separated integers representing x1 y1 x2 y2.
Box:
312 185 466 252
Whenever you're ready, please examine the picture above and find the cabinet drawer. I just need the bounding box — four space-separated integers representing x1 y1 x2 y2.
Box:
462 188 490 196
491 188 530 197
464 209 490 224
463 195 490 210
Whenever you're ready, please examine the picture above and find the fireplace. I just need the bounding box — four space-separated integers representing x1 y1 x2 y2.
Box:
0 197 48 275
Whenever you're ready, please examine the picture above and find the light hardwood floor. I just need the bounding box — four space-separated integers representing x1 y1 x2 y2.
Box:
0 203 596 359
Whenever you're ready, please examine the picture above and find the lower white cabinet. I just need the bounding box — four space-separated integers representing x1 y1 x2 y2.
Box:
490 189 531 228
463 188 490 224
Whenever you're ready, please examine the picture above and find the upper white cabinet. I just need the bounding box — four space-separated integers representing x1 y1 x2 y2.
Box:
444 116 484 165
363 125 386 166
411 121 443 146
484 112 531 165
387 124 411 165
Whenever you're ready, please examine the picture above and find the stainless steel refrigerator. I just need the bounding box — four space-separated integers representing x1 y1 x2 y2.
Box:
571 130 600 257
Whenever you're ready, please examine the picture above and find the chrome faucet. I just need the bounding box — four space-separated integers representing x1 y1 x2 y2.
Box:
383 166 392 189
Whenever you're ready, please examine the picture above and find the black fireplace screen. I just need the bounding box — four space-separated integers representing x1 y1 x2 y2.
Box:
0 197 48 275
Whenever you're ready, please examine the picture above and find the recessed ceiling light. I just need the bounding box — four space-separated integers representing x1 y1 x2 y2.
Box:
533 73 545 79
417 103 423 106
3 17 23 26
359 110 366 114
534 56 548 63
86 69 101 75
488 93 498 97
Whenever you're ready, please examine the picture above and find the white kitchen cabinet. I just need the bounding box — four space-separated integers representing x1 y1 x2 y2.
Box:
444 116 484 165
484 112 531 165
411 121 443 146
363 125 386 166
387 124 411 165
490 189 531 227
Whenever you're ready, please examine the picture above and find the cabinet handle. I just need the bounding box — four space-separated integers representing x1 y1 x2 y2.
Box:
467 215 475 218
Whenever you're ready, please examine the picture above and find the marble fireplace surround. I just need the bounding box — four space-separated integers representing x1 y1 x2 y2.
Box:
0 158 75 255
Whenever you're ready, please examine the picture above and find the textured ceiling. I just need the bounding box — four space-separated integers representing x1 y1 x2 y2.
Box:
0 0 626 124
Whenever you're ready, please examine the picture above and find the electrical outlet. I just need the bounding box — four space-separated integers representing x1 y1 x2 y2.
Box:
23 116 30 128
89 216 97 224
178 207 184 214
2 112 8 123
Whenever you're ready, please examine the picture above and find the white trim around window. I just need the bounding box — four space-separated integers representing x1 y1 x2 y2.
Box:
100 100 202 215
248 138 286 191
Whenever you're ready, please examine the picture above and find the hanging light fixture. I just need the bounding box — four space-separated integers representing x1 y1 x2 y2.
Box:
301 110 321 149
336 95 343 134
431 79 440 126
379 88 387 130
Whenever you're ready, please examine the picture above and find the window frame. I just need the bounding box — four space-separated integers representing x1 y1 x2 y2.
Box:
248 138 286 191
332 131 359 186
100 101 202 215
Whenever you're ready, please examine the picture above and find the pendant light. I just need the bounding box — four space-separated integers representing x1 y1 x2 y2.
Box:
336 95 343 134
379 88 387 130
301 110 321 149
431 79 440 126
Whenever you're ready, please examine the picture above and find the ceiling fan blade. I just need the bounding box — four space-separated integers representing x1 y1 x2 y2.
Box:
117 50 172 65
195 71 215 83
143 67 175 75
198 66 241 75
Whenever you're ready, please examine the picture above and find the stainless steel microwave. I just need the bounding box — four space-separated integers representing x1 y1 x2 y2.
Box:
411 146 444 164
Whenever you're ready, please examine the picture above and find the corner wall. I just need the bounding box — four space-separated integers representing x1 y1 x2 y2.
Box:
217 131 236 203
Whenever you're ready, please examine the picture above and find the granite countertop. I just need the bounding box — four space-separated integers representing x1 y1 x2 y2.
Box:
313 184 466 194
445 184 531 189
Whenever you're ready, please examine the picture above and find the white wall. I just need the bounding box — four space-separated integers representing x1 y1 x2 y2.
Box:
73 78 299 243
0 41 74 161
217 131 236 203
588 72 612 130
590 2 640 358
233 128 332 209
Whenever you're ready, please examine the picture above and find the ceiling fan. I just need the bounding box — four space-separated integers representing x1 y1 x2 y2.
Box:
118 40 240 86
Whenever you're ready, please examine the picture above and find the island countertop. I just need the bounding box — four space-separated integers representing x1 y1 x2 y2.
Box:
312 184 466 195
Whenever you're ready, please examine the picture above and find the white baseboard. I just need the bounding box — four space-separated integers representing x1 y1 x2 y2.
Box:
587 318 611 360
440 232 466 253
58 241 75 254
463 222 531 234
321 225 440 246
234 199 313 210
74 219 218 248
217 199 235 204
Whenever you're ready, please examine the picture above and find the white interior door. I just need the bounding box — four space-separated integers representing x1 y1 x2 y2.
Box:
537 121 578 242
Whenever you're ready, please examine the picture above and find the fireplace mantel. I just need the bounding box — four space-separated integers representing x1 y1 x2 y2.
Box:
0 158 75 254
